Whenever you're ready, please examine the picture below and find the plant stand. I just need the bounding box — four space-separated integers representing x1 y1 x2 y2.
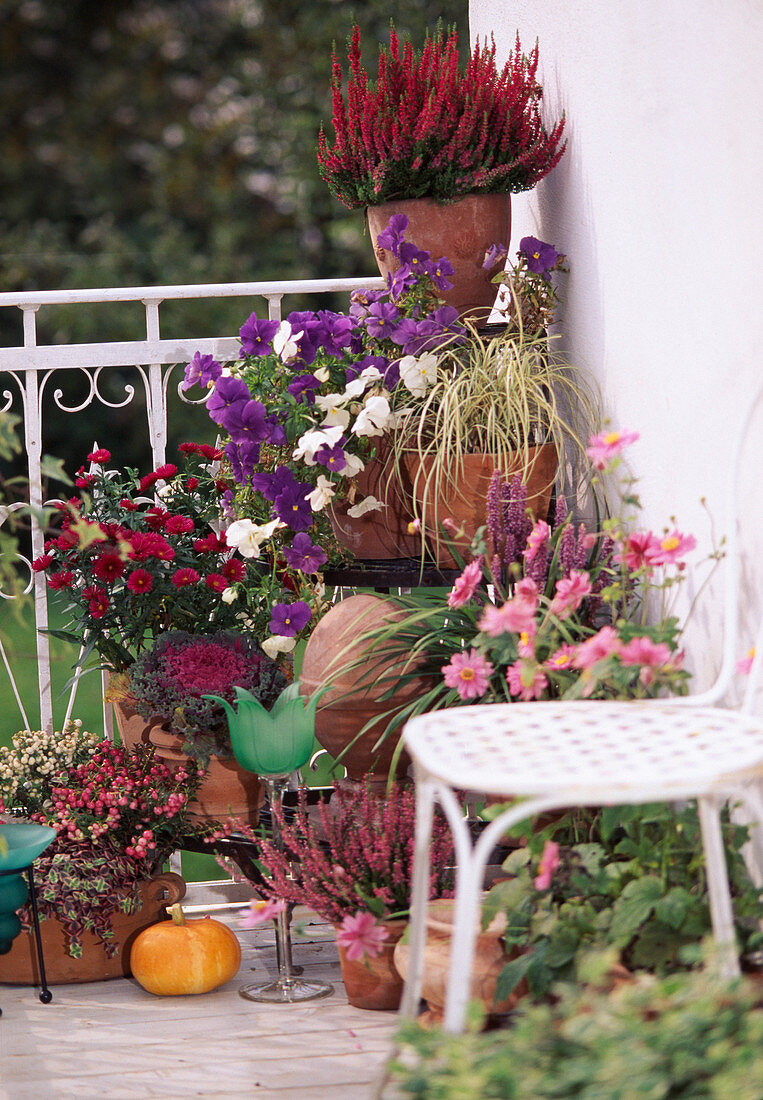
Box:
238 775 333 1004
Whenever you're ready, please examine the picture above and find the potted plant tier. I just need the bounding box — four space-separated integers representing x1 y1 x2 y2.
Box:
183 220 593 571
317 25 566 316
252 780 455 1011
0 721 219 984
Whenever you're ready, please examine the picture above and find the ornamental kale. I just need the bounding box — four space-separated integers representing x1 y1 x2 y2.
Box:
317 26 566 208
126 630 287 765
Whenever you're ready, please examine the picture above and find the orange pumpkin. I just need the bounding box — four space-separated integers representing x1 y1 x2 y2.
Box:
130 903 242 995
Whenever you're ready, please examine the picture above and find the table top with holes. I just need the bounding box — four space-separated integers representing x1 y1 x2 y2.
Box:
403 701 763 803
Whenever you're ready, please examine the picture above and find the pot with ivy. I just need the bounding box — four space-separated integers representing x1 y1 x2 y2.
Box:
318 24 566 318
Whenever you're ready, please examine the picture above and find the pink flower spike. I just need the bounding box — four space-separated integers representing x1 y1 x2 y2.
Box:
549 570 592 619
442 649 494 700
534 840 561 891
586 429 640 470
447 559 483 608
238 897 286 928
736 648 756 676
336 911 390 961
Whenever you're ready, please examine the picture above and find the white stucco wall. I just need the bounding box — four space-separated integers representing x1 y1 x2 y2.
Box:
470 0 763 693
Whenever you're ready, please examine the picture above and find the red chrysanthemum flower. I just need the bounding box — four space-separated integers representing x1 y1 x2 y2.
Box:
154 464 178 480
171 568 200 587
75 474 95 489
178 442 222 461
119 497 138 512
48 570 75 590
88 589 109 618
92 552 125 582
87 448 111 464
31 554 53 572
186 477 199 490
193 532 228 553
143 506 169 531
204 573 228 592
164 515 194 535
128 532 175 562
221 558 246 582
127 569 153 594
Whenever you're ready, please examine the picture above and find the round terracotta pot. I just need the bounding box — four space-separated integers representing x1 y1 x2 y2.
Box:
393 899 525 1026
146 726 262 825
367 193 511 319
336 918 407 1010
300 594 432 788
111 694 154 752
0 872 185 985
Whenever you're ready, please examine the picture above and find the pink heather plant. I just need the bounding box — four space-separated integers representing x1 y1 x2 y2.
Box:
335 911 390 961
317 26 566 207
253 781 454 924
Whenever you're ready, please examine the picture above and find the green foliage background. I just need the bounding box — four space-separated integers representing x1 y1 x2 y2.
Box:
0 0 467 471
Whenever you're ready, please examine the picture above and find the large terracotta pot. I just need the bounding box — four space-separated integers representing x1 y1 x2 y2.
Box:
147 726 262 825
329 443 557 566
336 918 407 1010
367 193 511 319
0 872 185 985
393 899 525 1026
300 594 432 789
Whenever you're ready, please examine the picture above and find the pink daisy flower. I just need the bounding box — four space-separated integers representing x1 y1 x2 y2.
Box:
615 531 660 572
506 659 548 701
238 898 286 929
546 644 577 671
447 559 483 608
335 911 390 961
572 626 622 669
549 569 592 619
586 429 640 470
522 519 550 563
737 648 756 676
647 529 697 566
619 636 672 668
442 649 494 700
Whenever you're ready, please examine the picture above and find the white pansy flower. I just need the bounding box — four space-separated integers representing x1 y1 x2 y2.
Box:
314 392 351 430
314 366 330 382
359 365 384 384
342 453 366 478
221 587 239 604
308 475 336 511
398 352 439 398
225 517 282 558
294 424 344 465
343 377 368 399
352 395 393 437
273 321 303 364
347 495 384 518
262 635 298 659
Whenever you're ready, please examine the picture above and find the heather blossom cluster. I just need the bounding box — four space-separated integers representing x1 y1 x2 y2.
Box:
254 781 454 926
183 215 465 597
317 25 566 207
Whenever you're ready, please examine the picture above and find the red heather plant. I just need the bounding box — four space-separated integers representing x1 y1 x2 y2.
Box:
126 629 288 764
317 25 566 208
255 782 454 924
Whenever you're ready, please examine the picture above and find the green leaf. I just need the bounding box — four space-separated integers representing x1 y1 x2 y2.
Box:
495 952 534 1000
654 887 694 931
609 876 662 943
544 928 580 969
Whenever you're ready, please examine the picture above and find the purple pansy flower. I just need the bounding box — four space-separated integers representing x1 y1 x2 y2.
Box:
345 354 389 382
519 236 559 275
206 375 251 425
429 256 455 292
365 300 400 338
264 414 287 446
388 264 418 298
273 481 313 531
224 440 261 485
349 288 386 324
285 311 324 366
287 373 320 404
316 311 355 356
482 243 508 271
282 533 328 573
269 600 312 637
252 465 299 502
239 315 279 357
183 352 222 391
314 439 347 472
375 214 409 257
222 398 269 445
399 241 430 277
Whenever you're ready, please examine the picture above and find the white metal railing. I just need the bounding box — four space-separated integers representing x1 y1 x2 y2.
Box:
0 275 385 737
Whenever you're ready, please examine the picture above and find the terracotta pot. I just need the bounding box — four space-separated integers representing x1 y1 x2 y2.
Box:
393 899 525 1026
147 726 262 825
336 918 407 1010
328 444 421 560
367 193 511 319
0 872 185 985
300 595 431 788
403 443 558 568
111 693 153 752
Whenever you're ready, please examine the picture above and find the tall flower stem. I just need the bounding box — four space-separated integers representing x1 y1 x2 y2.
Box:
239 775 334 1004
